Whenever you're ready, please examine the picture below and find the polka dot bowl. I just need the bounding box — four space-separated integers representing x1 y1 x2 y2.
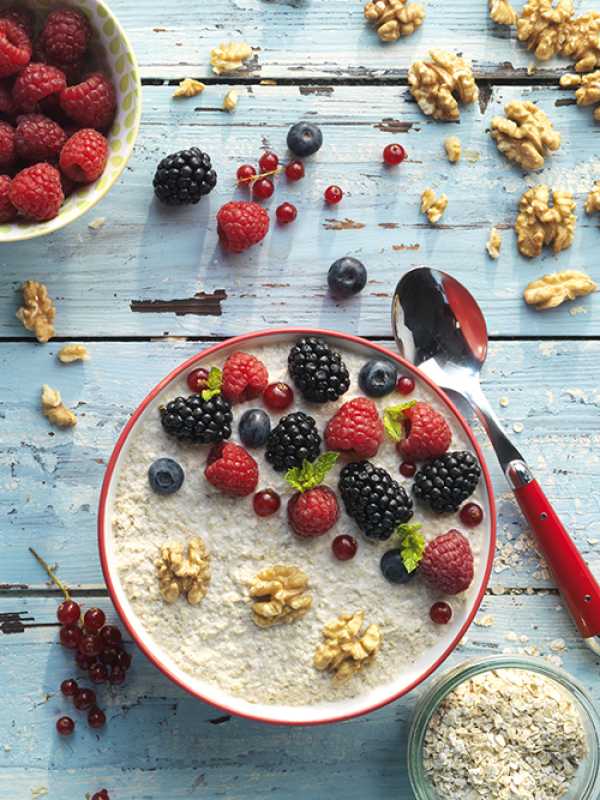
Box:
0 0 141 242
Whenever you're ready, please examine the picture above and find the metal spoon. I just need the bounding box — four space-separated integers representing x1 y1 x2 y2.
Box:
392 267 600 652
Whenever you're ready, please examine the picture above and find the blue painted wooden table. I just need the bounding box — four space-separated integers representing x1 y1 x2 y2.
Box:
3 1 600 798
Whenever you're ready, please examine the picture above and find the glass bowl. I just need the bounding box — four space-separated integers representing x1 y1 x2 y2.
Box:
407 655 600 800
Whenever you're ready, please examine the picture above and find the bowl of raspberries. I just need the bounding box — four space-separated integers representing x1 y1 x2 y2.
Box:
0 1 141 241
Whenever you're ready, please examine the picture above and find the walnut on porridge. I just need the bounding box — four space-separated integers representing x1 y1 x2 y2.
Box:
314 611 382 683
408 50 479 121
249 565 312 628
16 280 55 343
421 188 448 224
515 185 576 258
524 270 597 309
490 101 560 170
155 538 211 605
363 0 425 42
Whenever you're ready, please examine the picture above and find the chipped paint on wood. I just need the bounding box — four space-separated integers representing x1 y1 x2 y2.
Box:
323 218 366 230
130 290 227 316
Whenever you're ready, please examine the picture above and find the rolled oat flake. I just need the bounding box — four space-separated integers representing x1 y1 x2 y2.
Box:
423 668 588 800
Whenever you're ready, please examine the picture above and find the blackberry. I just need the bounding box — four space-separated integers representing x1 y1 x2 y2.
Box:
159 394 232 444
339 461 413 541
288 336 350 403
413 451 481 513
153 147 217 205
265 411 321 472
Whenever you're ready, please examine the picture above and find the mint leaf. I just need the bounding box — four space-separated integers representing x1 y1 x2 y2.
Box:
285 452 339 493
393 521 425 573
383 401 417 442
201 367 222 401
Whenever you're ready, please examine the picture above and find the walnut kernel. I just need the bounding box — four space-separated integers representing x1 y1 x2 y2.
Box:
490 101 560 170
421 188 448 224
559 12 600 73
489 0 517 25
487 227 502 259
314 611 382 683
560 71 600 120
364 0 425 42
585 181 600 214
210 42 253 75
41 385 77 428
249 565 312 628
516 0 574 61
524 270 597 309
408 50 479 121
444 136 461 163
173 78 206 98
155 538 211 605
515 185 576 258
223 89 239 112
16 280 55 343
58 344 90 363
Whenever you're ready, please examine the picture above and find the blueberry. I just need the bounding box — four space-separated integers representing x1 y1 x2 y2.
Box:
238 408 271 448
287 121 323 157
358 359 398 397
148 458 184 495
328 257 367 299
380 549 415 584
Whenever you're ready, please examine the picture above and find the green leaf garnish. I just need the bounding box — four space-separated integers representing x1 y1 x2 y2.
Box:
201 367 222 401
383 401 417 442
285 452 339 493
394 522 425 573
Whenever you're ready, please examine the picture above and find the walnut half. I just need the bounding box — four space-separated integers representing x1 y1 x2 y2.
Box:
16 280 55 343
249 565 312 628
516 0 574 62
210 42 253 75
421 188 448 224
585 181 600 215
314 611 382 683
515 185 576 258
155 538 211 605
559 72 600 121
490 101 560 171
524 270 597 309
364 0 425 42
559 12 600 73
489 0 517 25
408 50 479 122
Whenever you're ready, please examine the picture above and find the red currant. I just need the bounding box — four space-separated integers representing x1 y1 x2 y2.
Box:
75 651 95 670
253 178 274 200
263 382 294 411
60 624 82 650
56 716 75 736
430 602 452 625
83 608 106 632
399 461 416 478
236 164 256 184
396 375 415 395
259 151 279 172
116 649 132 671
100 647 119 667
186 367 209 393
110 665 126 686
88 706 106 729
60 678 78 697
276 202 297 224
383 143 407 165
324 185 343 205
57 599 80 625
89 663 108 684
332 535 357 561
253 489 281 517
74 688 96 711
79 633 103 658
285 160 305 181
100 625 122 647
91 791 110 800
460 502 484 527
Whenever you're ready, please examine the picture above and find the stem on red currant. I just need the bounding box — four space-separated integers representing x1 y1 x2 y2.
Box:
29 547 71 600
237 167 282 185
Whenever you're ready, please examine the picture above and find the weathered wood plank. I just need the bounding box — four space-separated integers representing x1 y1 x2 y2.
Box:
1 339 598 589
108 0 597 80
1 84 599 340
0 593 597 800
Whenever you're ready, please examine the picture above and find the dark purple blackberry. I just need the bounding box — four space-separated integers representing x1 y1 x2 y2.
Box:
288 336 350 403
413 451 481 513
153 147 217 205
159 394 232 444
339 461 413 541
265 411 321 472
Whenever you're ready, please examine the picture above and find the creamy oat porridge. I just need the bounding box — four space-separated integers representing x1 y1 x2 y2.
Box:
110 337 488 707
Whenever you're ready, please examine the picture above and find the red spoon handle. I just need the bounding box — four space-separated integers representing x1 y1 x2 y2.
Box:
514 478 600 638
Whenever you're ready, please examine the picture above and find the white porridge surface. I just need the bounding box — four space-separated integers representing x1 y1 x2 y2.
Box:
111 341 488 706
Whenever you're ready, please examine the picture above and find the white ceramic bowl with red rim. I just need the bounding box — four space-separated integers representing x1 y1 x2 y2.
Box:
98 328 496 726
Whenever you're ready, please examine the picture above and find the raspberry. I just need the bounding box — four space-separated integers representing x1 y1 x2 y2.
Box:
9 162 64 221
395 402 452 462
324 397 384 459
0 79 16 116
40 8 91 65
420 530 474 595
59 128 108 182
204 442 259 497
15 114 66 162
60 72 116 130
287 486 339 538
216 201 269 253
0 120 15 168
221 351 269 404
33 43 84 86
0 175 16 222
13 63 66 113
0 19 31 78
0 7 34 37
